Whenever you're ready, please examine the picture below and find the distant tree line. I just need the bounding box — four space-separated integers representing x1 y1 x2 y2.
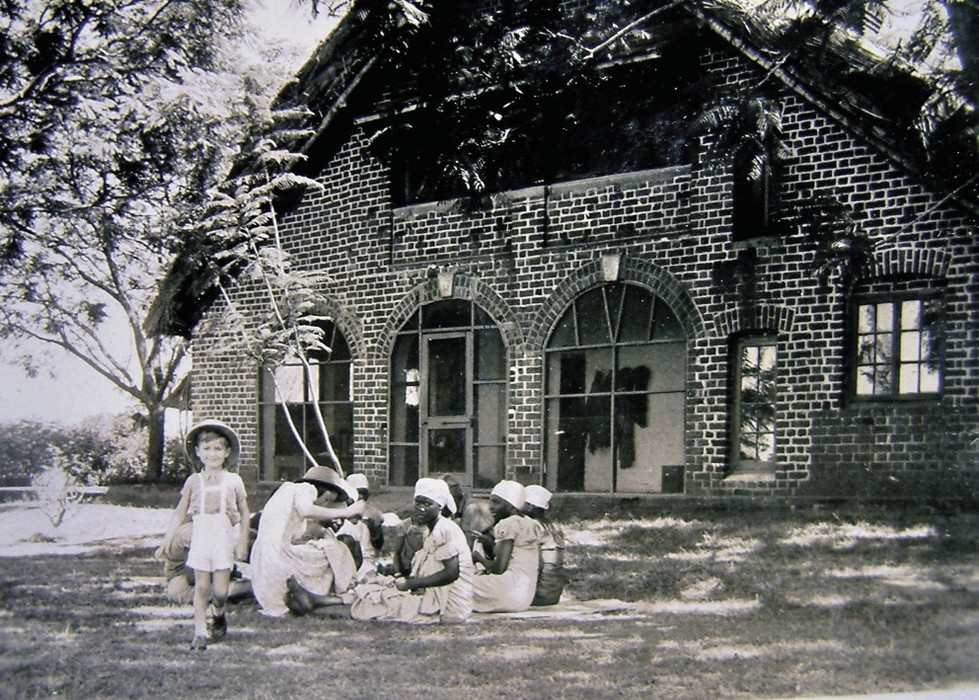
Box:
0 416 192 487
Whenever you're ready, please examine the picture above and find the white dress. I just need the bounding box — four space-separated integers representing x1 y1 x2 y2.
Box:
472 514 541 613
349 516 474 624
250 482 357 617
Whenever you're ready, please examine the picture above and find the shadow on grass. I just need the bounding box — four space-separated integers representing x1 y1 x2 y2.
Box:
1 502 977 699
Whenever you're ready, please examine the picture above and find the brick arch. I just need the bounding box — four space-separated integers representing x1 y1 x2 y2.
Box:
527 255 706 351
374 271 523 361
869 246 950 280
316 297 365 362
713 304 796 337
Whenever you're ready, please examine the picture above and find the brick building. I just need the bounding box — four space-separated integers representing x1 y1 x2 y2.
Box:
173 1 979 500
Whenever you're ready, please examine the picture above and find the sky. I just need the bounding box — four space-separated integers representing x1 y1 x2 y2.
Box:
0 1 337 427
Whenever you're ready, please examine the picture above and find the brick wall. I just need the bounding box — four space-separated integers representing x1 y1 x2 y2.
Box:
190 34 979 501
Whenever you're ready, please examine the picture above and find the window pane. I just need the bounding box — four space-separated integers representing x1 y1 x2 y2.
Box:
428 336 467 416
857 304 876 334
423 300 470 329
577 288 611 345
274 365 307 403
391 382 420 443
428 428 466 474
275 405 305 456
320 362 351 402
476 329 505 380
618 285 654 343
900 331 921 362
920 364 940 393
901 299 921 331
474 305 493 327
899 364 920 394
475 383 505 443
549 309 577 348
390 445 419 486
876 302 894 332
475 446 505 489
652 299 685 340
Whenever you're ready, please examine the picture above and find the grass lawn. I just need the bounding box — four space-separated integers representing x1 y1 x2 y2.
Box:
1 486 977 699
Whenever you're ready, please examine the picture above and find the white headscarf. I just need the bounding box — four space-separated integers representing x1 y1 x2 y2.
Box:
346 473 370 492
491 480 525 510
523 484 552 510
414 477 457 514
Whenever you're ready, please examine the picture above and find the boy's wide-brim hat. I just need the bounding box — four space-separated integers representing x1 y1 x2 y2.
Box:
184 420 241 470
298 465 358 503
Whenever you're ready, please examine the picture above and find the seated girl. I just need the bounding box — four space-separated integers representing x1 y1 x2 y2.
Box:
471 480 542 613
249 465 364 617
291 478 475 625
522 485 568 606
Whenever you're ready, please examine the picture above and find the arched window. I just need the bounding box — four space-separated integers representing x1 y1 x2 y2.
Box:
389 299 507 488
544 282 686 493
258 322 353 481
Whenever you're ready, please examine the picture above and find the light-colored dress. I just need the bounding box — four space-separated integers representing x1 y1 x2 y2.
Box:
349 516 474 624
472 514 541 612
250 482 357 617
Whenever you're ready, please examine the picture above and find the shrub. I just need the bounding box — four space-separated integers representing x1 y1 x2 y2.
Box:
0 415 192 486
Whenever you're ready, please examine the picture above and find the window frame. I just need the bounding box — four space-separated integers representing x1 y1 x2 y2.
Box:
729 333 779 475
848 289 945 403
257 322 354 482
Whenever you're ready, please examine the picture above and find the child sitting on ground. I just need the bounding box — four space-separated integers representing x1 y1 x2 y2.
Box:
522 485 567 606
471 480 541 613
156 420 250 650
335 473 385 570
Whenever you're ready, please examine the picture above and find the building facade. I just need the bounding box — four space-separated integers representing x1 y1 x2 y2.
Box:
186 1 979 500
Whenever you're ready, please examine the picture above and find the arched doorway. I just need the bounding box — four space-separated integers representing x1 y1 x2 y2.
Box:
389 298 507 488
544 282 686 493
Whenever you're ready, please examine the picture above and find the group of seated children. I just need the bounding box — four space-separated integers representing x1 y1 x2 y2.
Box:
157 420 567 649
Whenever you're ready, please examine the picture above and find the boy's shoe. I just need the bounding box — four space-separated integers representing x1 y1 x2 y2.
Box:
210 614 227 641
190 635 208 650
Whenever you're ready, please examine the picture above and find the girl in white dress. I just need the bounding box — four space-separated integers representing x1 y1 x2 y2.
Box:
471 480 542 613
249 466 364 617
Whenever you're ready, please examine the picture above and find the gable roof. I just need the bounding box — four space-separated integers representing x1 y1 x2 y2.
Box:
148 0 977 337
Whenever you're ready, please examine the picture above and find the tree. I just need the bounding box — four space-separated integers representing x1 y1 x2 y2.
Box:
358 0 976 212
0 0 320 479
188 105 351 475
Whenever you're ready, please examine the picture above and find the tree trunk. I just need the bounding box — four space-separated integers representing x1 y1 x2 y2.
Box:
145 404 166 482
944 0 979 108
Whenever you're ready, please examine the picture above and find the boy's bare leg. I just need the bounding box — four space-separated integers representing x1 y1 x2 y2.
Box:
192 570 212 643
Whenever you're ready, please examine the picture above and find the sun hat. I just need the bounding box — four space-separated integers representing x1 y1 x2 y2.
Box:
184 420 240 470
297 465 351 501
490 480 525 510
346 473 370 492
523 484 552 510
